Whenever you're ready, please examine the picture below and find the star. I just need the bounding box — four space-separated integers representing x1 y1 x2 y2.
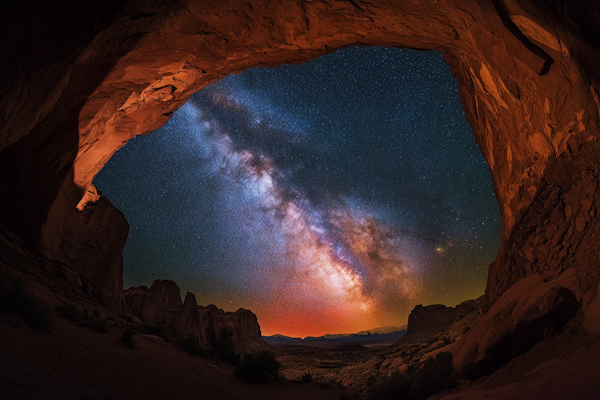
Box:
94 47 501 337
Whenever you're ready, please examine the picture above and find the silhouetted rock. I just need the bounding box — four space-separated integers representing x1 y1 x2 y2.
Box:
124 280 264 346
407 304 457 333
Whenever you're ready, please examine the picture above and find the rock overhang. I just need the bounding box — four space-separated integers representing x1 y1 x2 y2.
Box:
0 0 599 315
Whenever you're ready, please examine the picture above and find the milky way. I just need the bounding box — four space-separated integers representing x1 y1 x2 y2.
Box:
94 47 501 337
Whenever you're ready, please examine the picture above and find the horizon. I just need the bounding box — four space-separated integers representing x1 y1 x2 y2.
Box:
263 324 409 340
96 46 500 339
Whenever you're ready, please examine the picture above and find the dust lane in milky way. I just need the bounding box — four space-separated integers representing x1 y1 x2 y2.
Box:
94 47 501 337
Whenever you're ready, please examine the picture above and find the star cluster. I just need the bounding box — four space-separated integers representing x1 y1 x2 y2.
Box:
94 47 501 337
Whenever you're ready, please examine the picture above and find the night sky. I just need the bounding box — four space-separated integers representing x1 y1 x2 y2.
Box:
94 47 501 337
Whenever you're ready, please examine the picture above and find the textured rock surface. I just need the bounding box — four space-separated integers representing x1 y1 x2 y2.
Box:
2 0 600 384
455 297 485 319
51 196 128 310
125 279 182 321
1 1 600 313
407 304 457 333
452 274 580 379
124 280 263 345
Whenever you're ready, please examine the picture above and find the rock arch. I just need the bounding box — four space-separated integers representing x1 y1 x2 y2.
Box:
1 0 600 325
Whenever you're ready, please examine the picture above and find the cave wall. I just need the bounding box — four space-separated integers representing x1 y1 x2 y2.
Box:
1 0 600 329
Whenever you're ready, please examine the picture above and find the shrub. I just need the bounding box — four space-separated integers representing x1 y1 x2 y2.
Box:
369 352 457 400
234 351 281 383
122 328 136 348
301 372 313 383
462 325 470 334
0 277 53 330
369 370 411 400
211 327 239 365
181 333 210 357
410 352 457 399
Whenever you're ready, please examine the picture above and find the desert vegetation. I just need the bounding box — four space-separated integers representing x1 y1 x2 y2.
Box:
368 352 457 400
234 350 282 383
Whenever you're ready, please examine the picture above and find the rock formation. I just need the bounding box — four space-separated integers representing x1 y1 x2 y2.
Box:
1 1 600 309
2 0 600 393
124 280 263 345
407 296 486 333
51 196 128 310
407 304 457 333
455 298 483 319
125 279 182 321
452 273 580 379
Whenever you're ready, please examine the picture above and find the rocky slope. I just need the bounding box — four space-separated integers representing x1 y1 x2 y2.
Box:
124 279 264 346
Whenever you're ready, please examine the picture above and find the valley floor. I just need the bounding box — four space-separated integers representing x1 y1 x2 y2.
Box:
0 313 344 400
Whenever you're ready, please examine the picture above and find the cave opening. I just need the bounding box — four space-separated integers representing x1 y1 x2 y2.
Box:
94 46 501 337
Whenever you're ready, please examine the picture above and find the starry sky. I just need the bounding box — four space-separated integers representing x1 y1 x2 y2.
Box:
94 47 501 338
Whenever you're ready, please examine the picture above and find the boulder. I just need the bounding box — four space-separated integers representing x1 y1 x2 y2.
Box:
452 274 580 379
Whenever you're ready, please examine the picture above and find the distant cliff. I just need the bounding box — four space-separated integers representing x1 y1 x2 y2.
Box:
124 280 265 348
407 304 457 333
407 297 484 333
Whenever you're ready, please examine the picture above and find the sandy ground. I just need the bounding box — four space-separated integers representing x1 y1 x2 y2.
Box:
275 344 378 383
0 312 344 400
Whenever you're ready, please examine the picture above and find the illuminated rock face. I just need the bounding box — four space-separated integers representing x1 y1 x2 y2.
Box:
0 1 600 337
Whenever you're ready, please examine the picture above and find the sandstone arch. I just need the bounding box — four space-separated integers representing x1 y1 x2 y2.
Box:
1 0 600 329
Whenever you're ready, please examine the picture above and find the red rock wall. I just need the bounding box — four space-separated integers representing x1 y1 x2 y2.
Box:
1 0 600 332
